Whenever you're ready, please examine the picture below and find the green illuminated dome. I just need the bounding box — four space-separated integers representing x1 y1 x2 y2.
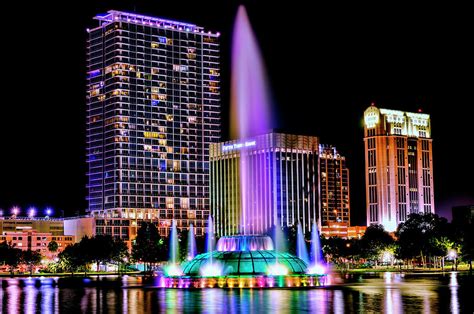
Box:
182 251 308 276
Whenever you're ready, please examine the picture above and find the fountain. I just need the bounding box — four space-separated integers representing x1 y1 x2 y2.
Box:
164 220 183 276
160 6 328 288
187 224 197 261
307 221 327 275
297 224 310 265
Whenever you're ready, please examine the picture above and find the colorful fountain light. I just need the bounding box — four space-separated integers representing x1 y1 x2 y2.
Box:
307 221 327 275
164 263 183 277
187 223 197 261
267 263 289 276
199 262 223 277
165 220 183 276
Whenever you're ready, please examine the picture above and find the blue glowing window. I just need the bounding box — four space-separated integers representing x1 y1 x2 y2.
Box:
88 69 101 78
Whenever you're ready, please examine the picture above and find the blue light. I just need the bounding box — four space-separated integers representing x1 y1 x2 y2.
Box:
46 208 53 216
88 69 101 78
152 100 159 106
158 36 167 43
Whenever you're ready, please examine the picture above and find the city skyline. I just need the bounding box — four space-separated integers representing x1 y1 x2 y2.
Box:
1 2 473 225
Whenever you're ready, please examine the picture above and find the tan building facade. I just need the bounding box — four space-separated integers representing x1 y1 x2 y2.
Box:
364 104 434 231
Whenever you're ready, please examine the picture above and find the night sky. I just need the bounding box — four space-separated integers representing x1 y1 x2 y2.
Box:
1 1 472 224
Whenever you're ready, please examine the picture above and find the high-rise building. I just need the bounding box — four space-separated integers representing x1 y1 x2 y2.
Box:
86 10 220 236
364 104 434 231
210 132 319 236
318 145 350 226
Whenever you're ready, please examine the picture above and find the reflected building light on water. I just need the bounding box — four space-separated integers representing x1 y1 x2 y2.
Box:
25 286 38 314
40 286 55 314
334 290 344 314
423 294 431 313
384 277 402 314
309 289 328 313
450 272 459 314
7 284 20 314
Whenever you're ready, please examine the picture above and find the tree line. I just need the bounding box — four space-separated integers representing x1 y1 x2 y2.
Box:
1 213 472 274
319 213 473 271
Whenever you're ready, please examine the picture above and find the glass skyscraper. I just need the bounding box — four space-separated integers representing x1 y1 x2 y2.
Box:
86 10 220 235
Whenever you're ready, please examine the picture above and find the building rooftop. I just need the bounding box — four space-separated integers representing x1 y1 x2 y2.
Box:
91 10 219 36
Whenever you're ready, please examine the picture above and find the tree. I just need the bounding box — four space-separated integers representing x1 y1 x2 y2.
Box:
132 222 167 271
110 237 129 273
48 241 59 254
0 241 23 275
22 250 42 275
359 224 395 265
58 243 87 275
82 235 116 272
396 213 450 268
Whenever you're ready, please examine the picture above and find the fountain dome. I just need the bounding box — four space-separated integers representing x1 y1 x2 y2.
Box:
216 235 274 251
182 250 307 276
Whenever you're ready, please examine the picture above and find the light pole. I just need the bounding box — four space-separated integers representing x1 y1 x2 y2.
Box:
448 249 457 271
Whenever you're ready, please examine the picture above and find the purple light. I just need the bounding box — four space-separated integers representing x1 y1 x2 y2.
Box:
11 206 19 216
46 208 52 216
231 6 273 234
28 207 36 218
217 32 221 37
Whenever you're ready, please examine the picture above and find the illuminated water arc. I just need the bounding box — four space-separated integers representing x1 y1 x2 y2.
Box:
169 220 179 264
231 5 274 235
230 6 273 140
187 224 197 260
297 224 310 264
310 221 324 265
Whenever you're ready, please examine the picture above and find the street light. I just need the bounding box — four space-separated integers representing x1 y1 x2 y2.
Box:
11 206 20 216
448 249 457 271
45 208 53 218
28 207 36 218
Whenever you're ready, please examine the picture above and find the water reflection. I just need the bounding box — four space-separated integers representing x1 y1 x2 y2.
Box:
0 272 470 313
450 272 459 314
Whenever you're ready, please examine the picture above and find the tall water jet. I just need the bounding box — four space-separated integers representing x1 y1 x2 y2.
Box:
231 6 274 235
165 219 183 276
169 220 179 264
297 224 309 264
307 220 326 275
230 5 273 140
273 218 287 253
200 215 223 277
187 224 197 261
206 216 215 262
310 221 324 265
